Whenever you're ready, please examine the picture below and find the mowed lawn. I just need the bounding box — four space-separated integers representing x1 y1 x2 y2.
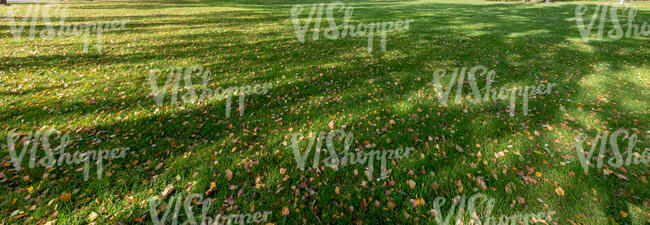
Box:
0 0 649 224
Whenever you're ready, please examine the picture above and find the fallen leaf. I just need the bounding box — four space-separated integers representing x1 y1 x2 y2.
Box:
475 177 487 190
205 182 217 197
87 212 98 221
162 184 175 199
60 193 71 202
407 180 416 189
226 169 233 181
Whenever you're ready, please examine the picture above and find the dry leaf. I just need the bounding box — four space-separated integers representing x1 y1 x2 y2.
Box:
60 193 71 202
205 182 217 197
407 180 416 189
87 212 98 221
620 211 628 218
162 184 175 199
476 177 487 190
226 169 233 181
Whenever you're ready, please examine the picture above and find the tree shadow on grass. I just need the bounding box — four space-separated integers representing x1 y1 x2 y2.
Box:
0 1 648 224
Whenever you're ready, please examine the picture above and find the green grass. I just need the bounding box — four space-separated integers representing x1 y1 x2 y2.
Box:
0 0 649 224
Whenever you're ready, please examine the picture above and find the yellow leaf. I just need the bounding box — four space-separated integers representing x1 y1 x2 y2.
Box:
87 212 98 221
555 187 565 196
535 172 542 177
620 211 628 218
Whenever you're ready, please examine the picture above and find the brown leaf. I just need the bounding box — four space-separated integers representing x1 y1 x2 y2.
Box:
161 184 175 199
205 182 217 197
475 177 487 190
455 145 464 152
407 180 416 189
224 196 235 205
226 169 233 181
60 193 71 202
133 215 146 223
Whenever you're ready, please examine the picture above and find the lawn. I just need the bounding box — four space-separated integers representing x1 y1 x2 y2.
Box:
0 0 649 224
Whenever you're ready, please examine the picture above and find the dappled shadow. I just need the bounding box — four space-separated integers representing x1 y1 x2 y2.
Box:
0 0 648 224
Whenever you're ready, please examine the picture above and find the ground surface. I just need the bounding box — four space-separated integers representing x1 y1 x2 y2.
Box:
0 0 649 224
